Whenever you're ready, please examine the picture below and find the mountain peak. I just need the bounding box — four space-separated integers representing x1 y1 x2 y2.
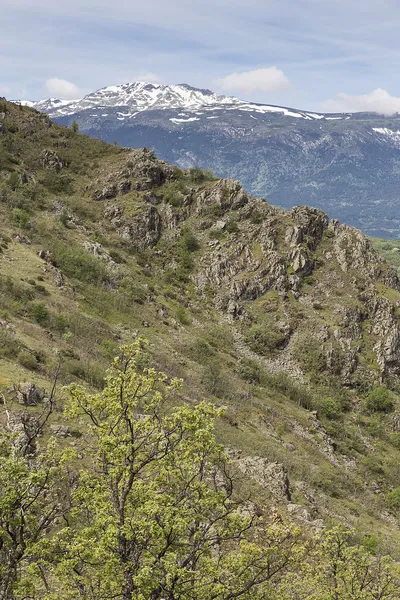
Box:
20 80 328 120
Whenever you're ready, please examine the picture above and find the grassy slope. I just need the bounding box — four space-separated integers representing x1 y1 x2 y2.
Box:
1 100 400 556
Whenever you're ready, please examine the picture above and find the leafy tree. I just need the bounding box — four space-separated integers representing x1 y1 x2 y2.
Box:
0 375 73 600
365 386 394 413
49 340 301 600
71 120 79 134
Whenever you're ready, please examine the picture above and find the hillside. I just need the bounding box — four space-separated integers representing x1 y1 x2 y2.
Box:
25 81 400 239
2 99 400 557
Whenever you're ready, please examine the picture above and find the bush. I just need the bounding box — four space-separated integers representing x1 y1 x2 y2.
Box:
179 228 200 253
11 208 30 229
265 371 314 409
188 166 214 183
386 487 400 510
30 302 49 325
237 358 262 384
51 242 109 285
245 324 287 356
313 396 344 420
0 328 19 358
17 350 38 371
365 387 394 413
41 171 73 195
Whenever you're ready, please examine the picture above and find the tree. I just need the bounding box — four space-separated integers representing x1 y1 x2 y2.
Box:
50 340 301 600
0 373 73 600
71 120 79 134
278 527 400 600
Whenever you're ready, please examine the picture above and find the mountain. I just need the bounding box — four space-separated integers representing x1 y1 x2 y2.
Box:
2 98 400 555
22 81 400 239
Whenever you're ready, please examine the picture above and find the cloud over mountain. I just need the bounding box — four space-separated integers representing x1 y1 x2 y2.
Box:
218 67 290 94
45 78 81 100
321 88 400 116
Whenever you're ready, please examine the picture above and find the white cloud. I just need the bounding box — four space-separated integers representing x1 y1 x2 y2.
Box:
321 88 400 115
45 78 81 99
218 67 290 94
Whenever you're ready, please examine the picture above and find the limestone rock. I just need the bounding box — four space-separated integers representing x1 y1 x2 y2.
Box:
121 206 162 249
16 382 46 406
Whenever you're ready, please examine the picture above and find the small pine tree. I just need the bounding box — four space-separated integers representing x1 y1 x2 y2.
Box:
71 120 79 133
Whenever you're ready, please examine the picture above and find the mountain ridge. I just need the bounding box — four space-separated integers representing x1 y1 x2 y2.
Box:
19 81 400 239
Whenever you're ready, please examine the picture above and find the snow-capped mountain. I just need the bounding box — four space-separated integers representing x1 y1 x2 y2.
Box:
22 81 336 120
21 81 400 238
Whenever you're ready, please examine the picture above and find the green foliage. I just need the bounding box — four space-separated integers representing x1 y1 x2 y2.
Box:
10 208 30 229
7 171 19 191
179 227 200 252
17 349 38 370
237 358 262 384
30 302 49 325
386 487 400 510
71 120 79 133
364 386 395 413
50 241 110 285
1 342 400 598
292 334 327 376
40 171 73 195
245 323 287 356
188 165 215 183
265 371 314 409
0 328 19 359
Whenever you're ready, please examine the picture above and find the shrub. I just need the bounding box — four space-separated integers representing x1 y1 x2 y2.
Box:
30 302 49 325
17 350 38 371
226 220 239 233
179 228 200 253
237 358 262 384
51 242 109 285
313 396 343 420
386 487 400 510
11 208 30 229
245 324 287 356
364 387 394 413
264 371 314 409
41 171 73 195
0 329 19 358
188 166 214 183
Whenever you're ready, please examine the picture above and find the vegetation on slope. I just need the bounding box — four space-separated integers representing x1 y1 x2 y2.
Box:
1 341 399 599
1 98 400 569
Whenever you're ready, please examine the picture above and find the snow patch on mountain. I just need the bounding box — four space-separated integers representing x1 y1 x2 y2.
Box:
20 81 340 122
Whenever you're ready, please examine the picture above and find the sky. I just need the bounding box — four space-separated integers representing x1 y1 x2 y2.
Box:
2 0 400 113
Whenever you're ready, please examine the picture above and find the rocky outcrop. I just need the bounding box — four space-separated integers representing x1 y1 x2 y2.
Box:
15 382 46 406
228 450 291 501
121 206 162 249
195 179 250 215
40 149 65 171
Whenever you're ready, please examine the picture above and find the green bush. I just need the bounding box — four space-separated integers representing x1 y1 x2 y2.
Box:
51 242 109 285
11 208 30 229
264 371 314 409
313 396 344 420
30 302 49 325
245 324 287 356
41 171 73 195
0 329 19 358
364 387 394 413
292 335 327 375
17 350 38 370
386 487 400 510
188 166 214 183
237 358 262 384
179 228 200 253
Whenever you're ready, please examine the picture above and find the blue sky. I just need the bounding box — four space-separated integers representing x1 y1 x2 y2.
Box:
2 0 400 112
